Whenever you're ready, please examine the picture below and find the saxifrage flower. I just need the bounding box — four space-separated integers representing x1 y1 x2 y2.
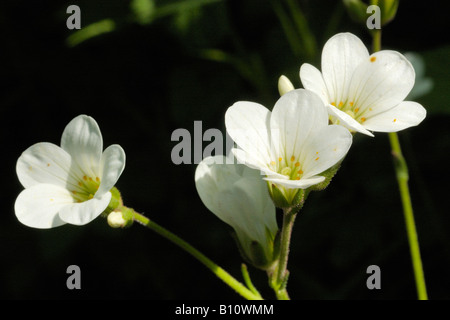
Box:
15 115 126 228
225 89 352 206
300 32 426 136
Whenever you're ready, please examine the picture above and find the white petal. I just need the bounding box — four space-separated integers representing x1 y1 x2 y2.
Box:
96 144 126 196
347 50 415 116
271 89 328 160
16 142 78 189
327 104 374 137
221 177 277 244
231 148 288 181
195 155 238 213
363 101 427 132
265 176 325 189
225 101 273 165
196 157 277 255
299 63 329 104
321 33 369 105
230 148 269 173
60 115 103 178
14 184 73 229
58 192 112 225
301 125 352 178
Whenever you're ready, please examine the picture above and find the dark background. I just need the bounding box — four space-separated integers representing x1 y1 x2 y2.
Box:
1 0 449 300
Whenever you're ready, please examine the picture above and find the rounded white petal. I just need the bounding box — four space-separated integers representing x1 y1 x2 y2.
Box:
225 101 273 166
96 144 126 196
327 104 374 137
271 89 328 159
195 156 277 240
264 175 325 189
60 115 103 178
301 125 352 178
299 63 329 104
363 101 426 132
347 50 415 116
16 142 78 189
321 33 369 104
14 184 73 229
195 155 236 213
58 191 112 225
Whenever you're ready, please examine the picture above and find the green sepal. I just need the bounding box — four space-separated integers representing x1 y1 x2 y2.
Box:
271 228 282 262
120 206 135 228
101 187 123 217
248 241 270 270
231 230 276 271
308 160 343 192
268 183 306 210
268 183 291 208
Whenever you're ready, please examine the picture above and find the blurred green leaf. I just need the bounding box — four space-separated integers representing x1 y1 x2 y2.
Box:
131 0 156 25
417 46 450 114
66 19 115 47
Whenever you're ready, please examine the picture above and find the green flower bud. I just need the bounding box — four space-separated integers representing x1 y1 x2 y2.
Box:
378 0 399 26
343 0 369 24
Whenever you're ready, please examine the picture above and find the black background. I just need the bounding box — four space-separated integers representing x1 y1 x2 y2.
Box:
1 0 449 300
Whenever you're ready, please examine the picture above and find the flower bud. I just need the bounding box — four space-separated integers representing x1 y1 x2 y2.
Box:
107 210 133 228
379 0 399 26
343 0 369 24
278 75 295 96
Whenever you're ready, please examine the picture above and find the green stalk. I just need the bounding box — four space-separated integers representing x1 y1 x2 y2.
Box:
268 206 297 300
372 29 428 300
129 208 263 300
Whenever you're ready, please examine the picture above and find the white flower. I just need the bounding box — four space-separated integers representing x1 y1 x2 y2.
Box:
195 155 278 268
15 115 126 228
300 32 427 136
225 89 352 205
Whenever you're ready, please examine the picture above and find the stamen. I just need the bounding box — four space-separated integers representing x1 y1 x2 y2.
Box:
294 162 300 167
290 155 295 162
361 117 367 123
370 56 376 62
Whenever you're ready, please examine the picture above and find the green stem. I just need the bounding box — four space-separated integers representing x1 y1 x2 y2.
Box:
372 29 428 300
388 133 428 300
129 208 263 300
241 264 262 297
269 207 297 300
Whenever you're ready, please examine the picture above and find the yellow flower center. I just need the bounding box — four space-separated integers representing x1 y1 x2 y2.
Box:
71 175 101 202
